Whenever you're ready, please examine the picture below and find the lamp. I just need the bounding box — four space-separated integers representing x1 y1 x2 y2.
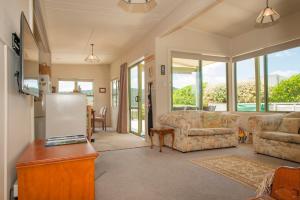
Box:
118 0 157 13
85 44 100 64
256 0 280 24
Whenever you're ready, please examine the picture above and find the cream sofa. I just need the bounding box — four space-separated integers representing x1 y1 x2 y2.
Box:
159 111 240 152
251 112 300 163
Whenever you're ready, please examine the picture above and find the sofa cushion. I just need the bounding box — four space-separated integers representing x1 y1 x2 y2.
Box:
203 112 223 128
188 128 234 136
181 111 203 128
254 114 283 131
222 113 240 128
258 131 300 144
278 118 300 134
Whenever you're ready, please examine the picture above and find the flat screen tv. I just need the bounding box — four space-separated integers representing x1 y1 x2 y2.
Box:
20 12 39 97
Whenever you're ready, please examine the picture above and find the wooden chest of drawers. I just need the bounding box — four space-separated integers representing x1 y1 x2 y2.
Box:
16 140 99 200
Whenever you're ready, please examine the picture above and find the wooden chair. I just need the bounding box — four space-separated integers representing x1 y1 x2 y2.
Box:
94 106 107 131
250 167 300 200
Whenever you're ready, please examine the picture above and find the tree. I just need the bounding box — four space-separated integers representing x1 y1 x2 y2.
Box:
173 85 196 106
204 85 227 104
269 74 300 102
237 81 256 103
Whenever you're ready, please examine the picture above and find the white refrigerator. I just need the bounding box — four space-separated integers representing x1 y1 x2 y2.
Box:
45 93 87 139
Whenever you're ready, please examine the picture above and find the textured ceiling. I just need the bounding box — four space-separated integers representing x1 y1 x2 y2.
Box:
186 0 300 38
42 0 184 64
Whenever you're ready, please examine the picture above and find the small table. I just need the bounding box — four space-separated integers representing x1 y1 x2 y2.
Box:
150 127 175 152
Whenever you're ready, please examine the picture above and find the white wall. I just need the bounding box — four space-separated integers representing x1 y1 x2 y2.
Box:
0 0 34 199
231 11 300 56
51 64 112 126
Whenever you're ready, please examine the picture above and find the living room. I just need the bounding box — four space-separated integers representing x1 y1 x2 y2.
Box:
1 0 300 200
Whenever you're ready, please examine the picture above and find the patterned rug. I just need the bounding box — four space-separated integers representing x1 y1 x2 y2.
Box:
92 132 150 152
191 155 276 188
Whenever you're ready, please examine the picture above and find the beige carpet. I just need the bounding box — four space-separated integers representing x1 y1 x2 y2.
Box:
191 155 276 188
92 131 150 152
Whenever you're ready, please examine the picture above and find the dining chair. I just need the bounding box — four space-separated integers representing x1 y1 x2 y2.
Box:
94 106 107 131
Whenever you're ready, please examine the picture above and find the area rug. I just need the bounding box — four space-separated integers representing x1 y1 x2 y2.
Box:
191 155 276 188
92 132 150 152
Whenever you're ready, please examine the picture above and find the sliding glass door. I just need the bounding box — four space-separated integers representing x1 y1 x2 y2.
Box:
129 62 145 137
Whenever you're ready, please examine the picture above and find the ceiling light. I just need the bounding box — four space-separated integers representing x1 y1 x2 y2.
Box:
118 0 157 13
256 0 280 24
85 44 100 64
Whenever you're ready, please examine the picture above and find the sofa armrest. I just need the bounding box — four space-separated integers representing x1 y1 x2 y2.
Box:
249 114 283 133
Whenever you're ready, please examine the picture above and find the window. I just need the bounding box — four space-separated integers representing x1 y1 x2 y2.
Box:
78 81 94 106
235 58 265 112
58 80 75 93
111 79 119 107
234 46 300 112
202 61 228 111
267 47 300 111
58 80 94 106
172 58 200 110
171 56 228 111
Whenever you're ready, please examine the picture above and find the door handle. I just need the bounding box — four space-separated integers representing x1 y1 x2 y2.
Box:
135 96 139 102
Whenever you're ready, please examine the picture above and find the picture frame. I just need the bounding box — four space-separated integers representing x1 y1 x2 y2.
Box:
99 88 106 93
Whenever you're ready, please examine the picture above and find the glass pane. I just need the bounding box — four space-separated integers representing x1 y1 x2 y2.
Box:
130 66 138 108
58 81 75 93
111 79 119 107
172 58 200 110
141 67 145 136
202 61 227 111
268 47 300 111
78 81 93 95
236 58 257 111
130 108 139 133
259 56 265 112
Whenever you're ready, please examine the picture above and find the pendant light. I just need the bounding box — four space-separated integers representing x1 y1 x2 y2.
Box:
256 0 280 24
85 44 100 64
118 0 157 13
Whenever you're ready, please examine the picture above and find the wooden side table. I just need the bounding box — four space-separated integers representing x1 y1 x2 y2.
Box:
150 127 175 152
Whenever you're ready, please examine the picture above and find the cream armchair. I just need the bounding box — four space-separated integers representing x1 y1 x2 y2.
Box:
250 112 300 163
159 111 240 152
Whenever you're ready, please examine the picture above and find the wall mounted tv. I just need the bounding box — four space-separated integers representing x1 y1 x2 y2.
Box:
19 12 39 97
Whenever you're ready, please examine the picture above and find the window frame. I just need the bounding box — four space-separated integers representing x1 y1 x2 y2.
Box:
171 55 229 111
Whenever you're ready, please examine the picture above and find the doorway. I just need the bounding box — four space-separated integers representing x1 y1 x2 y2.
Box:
128 61 145 137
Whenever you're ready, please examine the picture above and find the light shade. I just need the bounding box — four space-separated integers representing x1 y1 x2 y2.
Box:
85 54 100 64
118 0 157 13
85 44 100 64
256 0 280 24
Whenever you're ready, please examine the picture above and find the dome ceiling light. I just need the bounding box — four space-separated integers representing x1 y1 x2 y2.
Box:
118 0 157 13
